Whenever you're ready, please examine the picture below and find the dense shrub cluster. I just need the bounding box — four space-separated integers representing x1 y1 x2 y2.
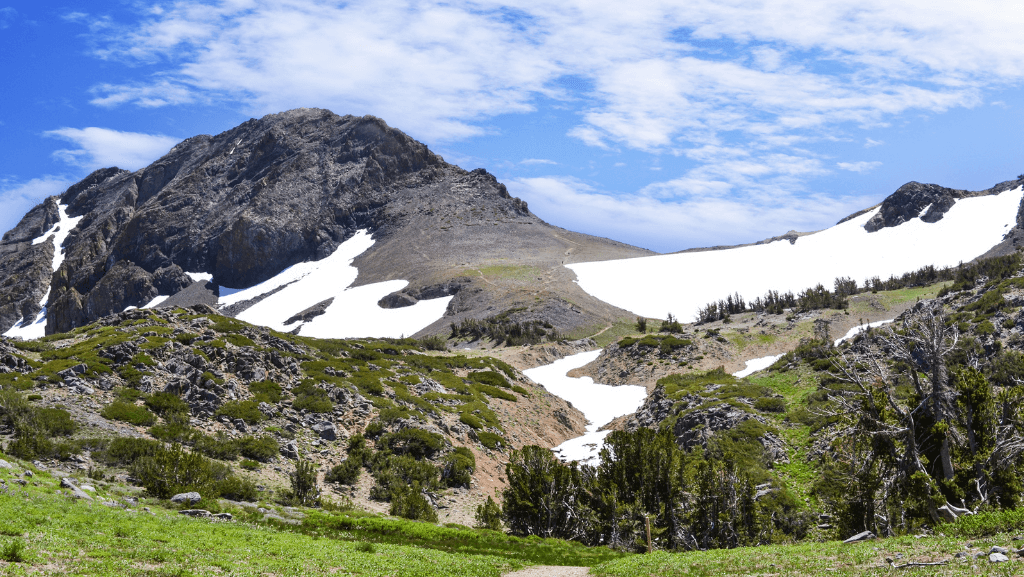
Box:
502 428 808 551
449 308 560 346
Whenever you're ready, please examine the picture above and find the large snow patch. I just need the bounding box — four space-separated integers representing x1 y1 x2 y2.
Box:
217 230 452 339
568 187 1024 322
524 350 647 465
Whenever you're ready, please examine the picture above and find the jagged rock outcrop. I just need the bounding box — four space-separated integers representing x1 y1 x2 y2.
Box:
863 177 1024 233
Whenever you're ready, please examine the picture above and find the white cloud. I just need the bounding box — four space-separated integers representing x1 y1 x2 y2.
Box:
865 138 884 148
44 127 181 171
508 175 874 253
520 158 558 165
837 161 883 173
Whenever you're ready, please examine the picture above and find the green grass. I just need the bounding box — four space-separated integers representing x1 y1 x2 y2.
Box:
727 331 778 352
0 452 624 575
590 534 1024 576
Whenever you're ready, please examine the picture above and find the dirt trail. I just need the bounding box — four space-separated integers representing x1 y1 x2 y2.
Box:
503 567 590 577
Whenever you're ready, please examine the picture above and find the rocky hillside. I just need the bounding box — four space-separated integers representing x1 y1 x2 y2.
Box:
0 108 651 338
0 305 585 523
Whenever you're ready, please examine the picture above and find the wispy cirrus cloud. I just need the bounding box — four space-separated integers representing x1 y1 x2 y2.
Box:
44 127 181 171
837 161 883 173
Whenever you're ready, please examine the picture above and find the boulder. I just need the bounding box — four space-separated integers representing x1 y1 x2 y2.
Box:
843 530 875 544
990 552 1009 563
312 421 337 441
280 440 299 460
60 477 93 501
179 509 212 518
0 459 13 470
170 491 202 505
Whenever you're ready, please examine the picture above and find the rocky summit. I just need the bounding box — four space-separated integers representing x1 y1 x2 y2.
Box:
0 108 650 337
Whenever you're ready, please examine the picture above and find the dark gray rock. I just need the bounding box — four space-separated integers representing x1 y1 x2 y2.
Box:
312 421 337 441
179 509 212 518
281 440 299 460
843 530 875 543
283 297 334 325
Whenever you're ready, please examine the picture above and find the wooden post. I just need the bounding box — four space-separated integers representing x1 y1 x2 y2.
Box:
645 515 652 553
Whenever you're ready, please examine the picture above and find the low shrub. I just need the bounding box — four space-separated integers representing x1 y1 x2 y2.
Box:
237 435 279 462
144 392 190 417
291 382 333 413
215 400 264 425
101 401 156 426
441 447 475 488
754 397 787 413
378 428 446 459
476 431 505 450
325 458 362 485
475 495 502 531
249 380 282 404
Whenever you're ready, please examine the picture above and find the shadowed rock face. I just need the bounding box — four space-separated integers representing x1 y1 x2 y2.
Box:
0 108 653 336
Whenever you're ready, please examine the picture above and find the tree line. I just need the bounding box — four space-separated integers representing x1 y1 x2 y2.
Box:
695 252 1023 324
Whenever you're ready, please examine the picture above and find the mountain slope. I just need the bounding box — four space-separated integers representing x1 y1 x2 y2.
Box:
569 178 1024 322
0 108 651 338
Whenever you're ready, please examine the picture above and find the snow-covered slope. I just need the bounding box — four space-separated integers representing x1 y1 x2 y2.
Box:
524 350 647 464
4 204 83 339
569 187 1024 322
217 230 452 339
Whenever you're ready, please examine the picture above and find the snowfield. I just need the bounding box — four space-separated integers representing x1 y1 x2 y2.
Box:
217 230 452 339
4 204 83 339
569 187 1024 322
834 319 895 347
524 350 647 465
733 354 784 378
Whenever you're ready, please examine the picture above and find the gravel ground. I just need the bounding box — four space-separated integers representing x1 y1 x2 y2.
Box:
503 567 590 577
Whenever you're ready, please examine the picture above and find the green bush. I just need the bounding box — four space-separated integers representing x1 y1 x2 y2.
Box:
291 459 320 506
101 401 157 426
476 432 505 450
378 428 446 459
132 444 214 498
214 475 258 501
419 335 448 351
215 400 265 425
470 371 511 389
0 538 26 563
96 437 162 466
193 433 240 460
390 486 438 522
369 454 440 501
291 382 334 413
753 397 787 413
144 392 190 417
237 435 279 462
475 495 502 530
249 380 282 404
241 459 260 471
325 458 362 485
442 447 476 488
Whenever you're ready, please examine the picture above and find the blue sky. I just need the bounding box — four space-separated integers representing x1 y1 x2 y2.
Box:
2 1 1023 253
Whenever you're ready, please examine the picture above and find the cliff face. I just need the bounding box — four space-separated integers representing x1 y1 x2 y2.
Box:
1 109 650 337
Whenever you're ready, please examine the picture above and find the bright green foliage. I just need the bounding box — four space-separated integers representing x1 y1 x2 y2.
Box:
475 496 503 531
249 379 283 403
143 392 190 417
237 435 279 462
390 486 439 522
101 401 157 426
291 381 334 413
442 447 476 488
215 400 265 424
291 459 320 506
476 431 505 450
378 428 446 459
131 443 216 498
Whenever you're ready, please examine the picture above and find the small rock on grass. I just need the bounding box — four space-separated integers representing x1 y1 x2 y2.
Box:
990 553 1009 563
179 509 212 518
0 459 14 470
